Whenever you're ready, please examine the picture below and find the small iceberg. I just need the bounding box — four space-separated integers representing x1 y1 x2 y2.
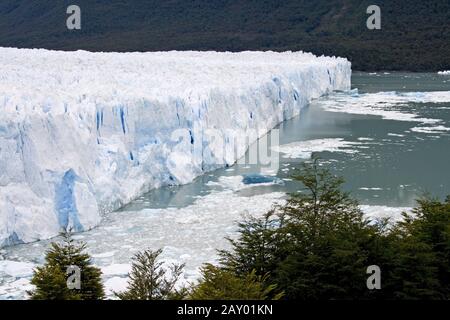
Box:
242 174 284 185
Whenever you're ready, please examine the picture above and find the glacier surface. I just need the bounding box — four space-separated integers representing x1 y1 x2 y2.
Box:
0 48 351 246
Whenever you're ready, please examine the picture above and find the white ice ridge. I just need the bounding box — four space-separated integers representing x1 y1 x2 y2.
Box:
438 71 450 75
0 48 351 246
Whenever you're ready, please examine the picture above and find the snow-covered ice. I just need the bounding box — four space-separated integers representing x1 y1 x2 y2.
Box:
0 261 35 278
387 133 405 137
0 277 33 300
101 264 131 276
318 90 450 123
438 71 450 75
272 138 362 159
0 48 351 246
410 125 450 134
206 175 283 191
360 205 412 223
104 277 128 296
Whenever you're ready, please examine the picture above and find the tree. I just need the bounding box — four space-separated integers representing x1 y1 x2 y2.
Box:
220 158 379 299
219 211 287 277
410 195 450 297
115 249 186 300
29 231 105 300
274 159 377 299
190 264 283 300
381 195 450 299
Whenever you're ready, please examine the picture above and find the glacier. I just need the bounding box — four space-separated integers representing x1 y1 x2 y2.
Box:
0 48 351 246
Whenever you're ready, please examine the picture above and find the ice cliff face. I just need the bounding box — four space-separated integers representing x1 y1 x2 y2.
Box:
0 48 351 246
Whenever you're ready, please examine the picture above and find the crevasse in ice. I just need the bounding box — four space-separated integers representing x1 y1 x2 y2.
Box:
0 48 351 246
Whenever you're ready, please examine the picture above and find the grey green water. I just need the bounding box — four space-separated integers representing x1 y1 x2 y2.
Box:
1 72 450 299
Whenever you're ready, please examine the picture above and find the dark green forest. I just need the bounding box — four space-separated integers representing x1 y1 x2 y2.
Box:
0 0 449 71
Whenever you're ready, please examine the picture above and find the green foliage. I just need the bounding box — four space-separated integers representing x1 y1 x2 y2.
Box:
29 231 105 300
219 211 287 277
408 196 450 294
220 158 450 300
277 160 380 299
190 264 283 300
115 249 187 300
379 196 450 299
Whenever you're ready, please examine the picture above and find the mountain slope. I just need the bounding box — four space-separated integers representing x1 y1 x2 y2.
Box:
0 0 449 71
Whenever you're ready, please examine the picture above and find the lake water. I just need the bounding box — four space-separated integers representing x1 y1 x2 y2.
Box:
1 72 450 299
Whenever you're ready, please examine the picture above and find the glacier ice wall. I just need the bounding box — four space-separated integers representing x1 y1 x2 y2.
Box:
0 48 351 246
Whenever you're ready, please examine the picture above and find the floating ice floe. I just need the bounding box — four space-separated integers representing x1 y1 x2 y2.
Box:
242 174 284 185
207 175 283 191
438 71 450 75
0 278 33 300
272 138 361 159
387 133 405 137
360 205 412 223
91 251 117 259
0 261 35 278
101 264 131 276
317 90 450 123
410 125 450 134
357 137 375 141
104 277 129 296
